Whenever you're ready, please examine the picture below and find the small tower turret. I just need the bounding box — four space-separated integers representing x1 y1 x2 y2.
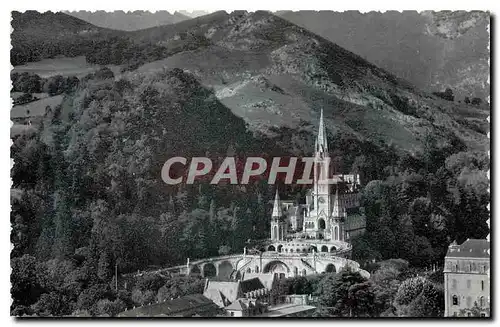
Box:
330 186 346 241
271 189 287 241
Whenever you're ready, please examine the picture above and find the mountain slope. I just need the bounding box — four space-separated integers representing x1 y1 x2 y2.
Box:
134 11 488 154
67 10 190 31
277 10 490 100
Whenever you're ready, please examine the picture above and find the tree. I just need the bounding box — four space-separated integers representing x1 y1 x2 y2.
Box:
42 75 66 96
11 255 45 309
76 284 110 314
30 291 72 317
471 97 482 105
394 276 443 317
12 72 42 93
95 299 126 317
156 276 205 302
432 88 454 101
94 67 115 80
97 252 112 281
316 268 368 317
443 88 454 101
347 281 376 316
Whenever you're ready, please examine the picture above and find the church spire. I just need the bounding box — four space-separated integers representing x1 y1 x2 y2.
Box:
315 109 328 155
272 189 283 218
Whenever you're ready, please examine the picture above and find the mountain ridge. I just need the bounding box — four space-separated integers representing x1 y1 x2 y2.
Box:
66 10 190 31
277 10 489 100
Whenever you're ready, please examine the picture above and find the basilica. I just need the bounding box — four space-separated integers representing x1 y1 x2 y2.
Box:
147 110 368 281
270 109 365 246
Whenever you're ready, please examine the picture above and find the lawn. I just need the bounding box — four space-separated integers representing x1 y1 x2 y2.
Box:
11 95 64 119
12 56 122 79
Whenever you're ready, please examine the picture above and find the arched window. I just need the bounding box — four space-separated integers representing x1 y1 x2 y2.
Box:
334 226 339 240
294 267 298 276
321 245 328 252
318 219 326 230
481 280 485 291
255 266 259 273
452 295 459 305
479 296 485 307
273 226 278 240
247 268 251 273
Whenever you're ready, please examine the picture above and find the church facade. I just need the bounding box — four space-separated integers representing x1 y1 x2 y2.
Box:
270 109 364 244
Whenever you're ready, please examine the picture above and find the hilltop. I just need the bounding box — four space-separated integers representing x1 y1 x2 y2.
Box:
67 10 190 31
11 11 123 65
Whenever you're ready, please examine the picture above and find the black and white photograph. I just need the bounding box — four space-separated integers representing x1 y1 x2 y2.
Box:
8 5 491 319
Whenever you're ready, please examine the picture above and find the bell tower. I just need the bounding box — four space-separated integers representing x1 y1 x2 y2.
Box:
313 109 331 237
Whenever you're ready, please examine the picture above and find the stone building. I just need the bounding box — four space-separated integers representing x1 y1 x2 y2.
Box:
443 238 490 317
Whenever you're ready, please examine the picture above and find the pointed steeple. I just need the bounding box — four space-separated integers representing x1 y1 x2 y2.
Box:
315 109 328 155
272 189 283 218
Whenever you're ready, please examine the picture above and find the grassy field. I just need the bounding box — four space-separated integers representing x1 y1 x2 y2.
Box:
11 123 38 138
11 95 64 119
12 56 100 78
11 92 50 100
12 56 122 78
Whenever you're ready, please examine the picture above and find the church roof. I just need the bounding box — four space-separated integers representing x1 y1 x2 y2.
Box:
225 299 247 311
240 277 265 293
203 288 228 308
242 273 276 291
272 189 283 217
446 239 490 258
345 213 366 230
203 281 242 305
117 294 218 317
